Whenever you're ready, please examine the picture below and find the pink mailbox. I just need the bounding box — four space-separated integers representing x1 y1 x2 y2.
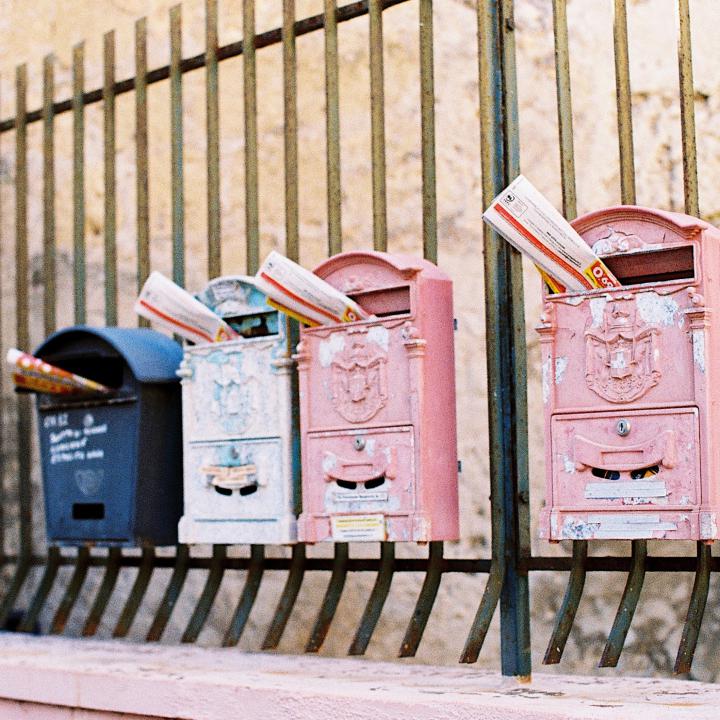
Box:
538 206 720 541
295 251 459 543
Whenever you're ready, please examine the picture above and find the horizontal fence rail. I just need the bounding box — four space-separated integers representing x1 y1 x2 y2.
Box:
0 0 714 678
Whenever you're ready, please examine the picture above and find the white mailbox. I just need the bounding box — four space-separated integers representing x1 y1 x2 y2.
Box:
177 276 298 544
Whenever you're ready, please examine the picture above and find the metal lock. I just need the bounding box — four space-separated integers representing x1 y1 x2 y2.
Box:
616 418 631 437
353 436 366 451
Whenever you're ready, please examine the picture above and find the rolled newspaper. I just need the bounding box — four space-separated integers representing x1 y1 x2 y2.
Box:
7 348 112 396
135 271 240 344
483 175 621 292
254 251 372 326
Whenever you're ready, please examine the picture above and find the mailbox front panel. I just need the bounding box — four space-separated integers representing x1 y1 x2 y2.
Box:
179 303 297 545
182 339 284 443
301 321 413 432
544 287 697 412
39 404 137 544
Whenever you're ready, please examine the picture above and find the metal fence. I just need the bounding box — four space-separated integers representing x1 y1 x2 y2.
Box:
0 0 713 679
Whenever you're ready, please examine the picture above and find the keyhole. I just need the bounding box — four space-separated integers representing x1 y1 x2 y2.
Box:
353 436 366 451
616 419 631 437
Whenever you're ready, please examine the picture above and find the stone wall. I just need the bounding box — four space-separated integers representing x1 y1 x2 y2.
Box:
0 0 719 681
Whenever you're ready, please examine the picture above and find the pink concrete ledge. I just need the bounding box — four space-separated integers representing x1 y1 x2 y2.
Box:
0 634 717 720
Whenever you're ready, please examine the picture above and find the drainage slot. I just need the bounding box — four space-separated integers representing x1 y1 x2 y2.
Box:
72 503 105 520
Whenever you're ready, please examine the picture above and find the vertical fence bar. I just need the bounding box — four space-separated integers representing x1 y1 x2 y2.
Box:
324 0 342 256
459 0 508 666
0 65 32 628
182 543 226 643
261 544 306 649
15 63 31 561
284 0 298 264
0 76 3 569
171 5 185 287
244 0 260 274
104 31 117 326
677 0 699 217
541 0 585 667
19 55 62 633
368 0 387 251
552 0 577 220
73 43 86 323
82 546 122 636
136 18 150 327
207 0 221 278
43 55 57 335
499 0 531 679
419 0 437 264
146 543 190 642
222 544 265 647
50 546 90 634
613 0 636 205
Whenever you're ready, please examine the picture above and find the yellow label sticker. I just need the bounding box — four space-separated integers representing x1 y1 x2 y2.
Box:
331 514 386 542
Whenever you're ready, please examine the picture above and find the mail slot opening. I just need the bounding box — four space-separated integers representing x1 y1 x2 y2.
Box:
335 477 386 491
239 484 258 496
72 503 105 520
42 353 125 390
214 486 233 496
591 468 620 480
348 285 411 318
601 245 694 287
630 465 660 479
227 311 279 339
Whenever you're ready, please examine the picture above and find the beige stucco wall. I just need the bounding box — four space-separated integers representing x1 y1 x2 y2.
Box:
1 0 720 681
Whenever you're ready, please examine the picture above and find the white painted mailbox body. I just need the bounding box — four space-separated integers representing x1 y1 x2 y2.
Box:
178 276 298 544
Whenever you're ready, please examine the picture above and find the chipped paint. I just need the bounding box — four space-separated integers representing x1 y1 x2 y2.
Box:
367 325 390 352
560 517 600 540
562 455 575 475
635 291 679 327
589 296 608 327
542 356 552 404
554 357 568 384
562 295 586 306
680 495 690 506
364 437 376 457
322 452 337 473
700 512 717 539
584 481 668 500
692 329 706 373
588 512 677 539
319 333 345 368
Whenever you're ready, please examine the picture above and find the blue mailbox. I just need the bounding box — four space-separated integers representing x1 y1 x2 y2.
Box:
34 326 183 546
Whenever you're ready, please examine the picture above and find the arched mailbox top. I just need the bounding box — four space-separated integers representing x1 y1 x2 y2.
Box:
35 325 183 384
571 205 716 255
313 250 450 294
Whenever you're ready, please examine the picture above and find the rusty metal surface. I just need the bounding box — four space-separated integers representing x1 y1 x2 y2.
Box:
398 541 443 657
222 545 265 647
146 544 190 642
113 545 155 638
325 0 342 256
104 31 117 327
206 0 221 279
244 0 260 275
135 17 150 330
543 540 587 665
170 5 185 288
677 0 699 217
599 540 647 667
369 0 387 252
18 546 61 633
674 542 711 674
305 543 349 652
72 43 86 324
50 547 91 634
613 0 636 206
182 544 227 644
81 548 122 637
348 541 395 655
261 544 306 650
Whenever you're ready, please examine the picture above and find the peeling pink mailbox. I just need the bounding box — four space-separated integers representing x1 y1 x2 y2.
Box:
538 206 720 541
295 251 459 543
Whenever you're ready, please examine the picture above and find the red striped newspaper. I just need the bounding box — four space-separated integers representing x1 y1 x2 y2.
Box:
482 175 621 292
7 349 112 396
134 271 239 344
254 251 372 327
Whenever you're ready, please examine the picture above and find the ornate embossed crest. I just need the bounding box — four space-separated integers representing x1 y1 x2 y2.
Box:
331 334 388 423
585 298 661 402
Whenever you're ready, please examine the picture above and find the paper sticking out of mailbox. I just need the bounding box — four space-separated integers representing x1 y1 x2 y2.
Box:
135 271 240 344
254 251 372 326
7 348 112 396
483 175 621 292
